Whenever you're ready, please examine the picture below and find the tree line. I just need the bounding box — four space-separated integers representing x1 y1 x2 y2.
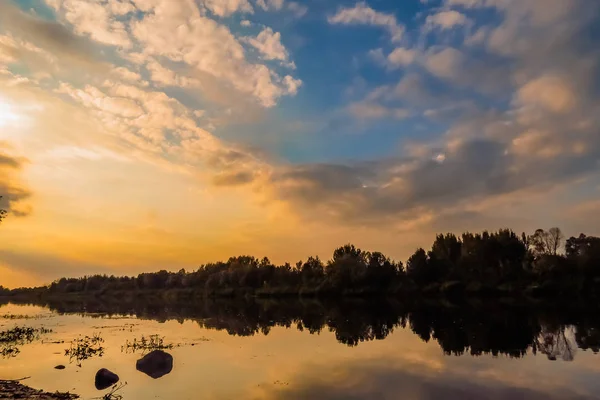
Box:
2 227 600 299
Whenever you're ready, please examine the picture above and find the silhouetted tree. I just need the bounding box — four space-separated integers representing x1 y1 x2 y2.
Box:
529 228 564 256
406 248 434 285
0 196 6 224
301 256 325 284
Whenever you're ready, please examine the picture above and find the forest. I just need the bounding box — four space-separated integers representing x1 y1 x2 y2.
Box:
2 224 600 299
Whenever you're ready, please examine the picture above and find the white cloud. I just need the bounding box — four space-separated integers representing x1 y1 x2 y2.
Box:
240 20 252 27
243 27 292 66
387 47 417 68
423 47 465 80
47 0 132 48
256 0 284 11
328 3 405 43
256 0 306 17
283 75 302 95
369 47 417 70
108 0 136 15
445 0 483 8
112 66 143 83
145 59 199 88
202 0 254 16
57 82 144 118
515 75 578 114
131 1 300 107
425 10 470 30
287 2 308 18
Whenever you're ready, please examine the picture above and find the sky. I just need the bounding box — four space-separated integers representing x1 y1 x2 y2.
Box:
0 0 599 287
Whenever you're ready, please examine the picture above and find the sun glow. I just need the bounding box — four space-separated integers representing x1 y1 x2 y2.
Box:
0 97 20 127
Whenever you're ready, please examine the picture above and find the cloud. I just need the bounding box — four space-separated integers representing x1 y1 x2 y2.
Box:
445 0 483 8
515 74 578 114
482 0 597 58
263 113 600 224
425 10 470 30
0 2 106 71
348 102 409 120
112 66 144 84
131 1 300 107
287 2 308 18
256 0 307 17
202 0 254 16
144 59 199 88
56 83 145 118
423 47 465 80
0 149 32 218
251 358 594 400
243 27 293 67
47 0 133 48
387 47 417 68
212 170 256 186
328 2 405 43
257 0 284 11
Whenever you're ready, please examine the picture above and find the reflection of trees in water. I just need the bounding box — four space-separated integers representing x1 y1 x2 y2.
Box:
575 324 600 354
409 307 539 358
5 298 600 361
534 326 577 361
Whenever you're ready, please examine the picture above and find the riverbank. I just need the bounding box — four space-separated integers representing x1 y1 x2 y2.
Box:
0 380 78 399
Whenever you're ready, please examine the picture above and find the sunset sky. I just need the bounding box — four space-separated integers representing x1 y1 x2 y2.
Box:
0 0 599 287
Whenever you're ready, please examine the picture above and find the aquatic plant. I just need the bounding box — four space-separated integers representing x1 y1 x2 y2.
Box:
65 333 105 366
122 334 173 353
0 326 52 343
0 314 41 320
93 382 127 400
0 326 53 358
0 344 20 357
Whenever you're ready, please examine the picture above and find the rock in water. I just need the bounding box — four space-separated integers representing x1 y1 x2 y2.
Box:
136 350 173 379
95 368 119 390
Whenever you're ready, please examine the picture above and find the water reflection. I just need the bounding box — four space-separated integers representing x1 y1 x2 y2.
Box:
251 357 594 400
5 298 600 361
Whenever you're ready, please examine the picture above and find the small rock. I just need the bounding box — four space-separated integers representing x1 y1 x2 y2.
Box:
136 350 173 379
55 365 66 370
95 368 119 390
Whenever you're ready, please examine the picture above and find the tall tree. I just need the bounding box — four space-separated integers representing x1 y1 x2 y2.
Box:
528 228 564 256
547 227 564 255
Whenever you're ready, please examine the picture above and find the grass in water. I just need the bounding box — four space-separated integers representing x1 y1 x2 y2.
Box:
0 326 53 358
65 334 105 366
93 382 127 400
0 314 42 320
122 334 173 353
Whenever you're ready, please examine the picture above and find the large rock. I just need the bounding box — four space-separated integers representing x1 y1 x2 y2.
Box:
95 368 119 390
136 350 173 379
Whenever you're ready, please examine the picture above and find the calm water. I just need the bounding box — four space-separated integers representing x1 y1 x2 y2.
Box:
1 299 600 399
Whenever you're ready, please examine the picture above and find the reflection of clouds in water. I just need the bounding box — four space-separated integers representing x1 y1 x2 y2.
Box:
250 358 595 400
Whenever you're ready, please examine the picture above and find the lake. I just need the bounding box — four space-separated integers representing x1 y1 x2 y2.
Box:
1 298 600 399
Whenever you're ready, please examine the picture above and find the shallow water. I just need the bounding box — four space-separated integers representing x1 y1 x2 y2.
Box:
1 300 600 400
